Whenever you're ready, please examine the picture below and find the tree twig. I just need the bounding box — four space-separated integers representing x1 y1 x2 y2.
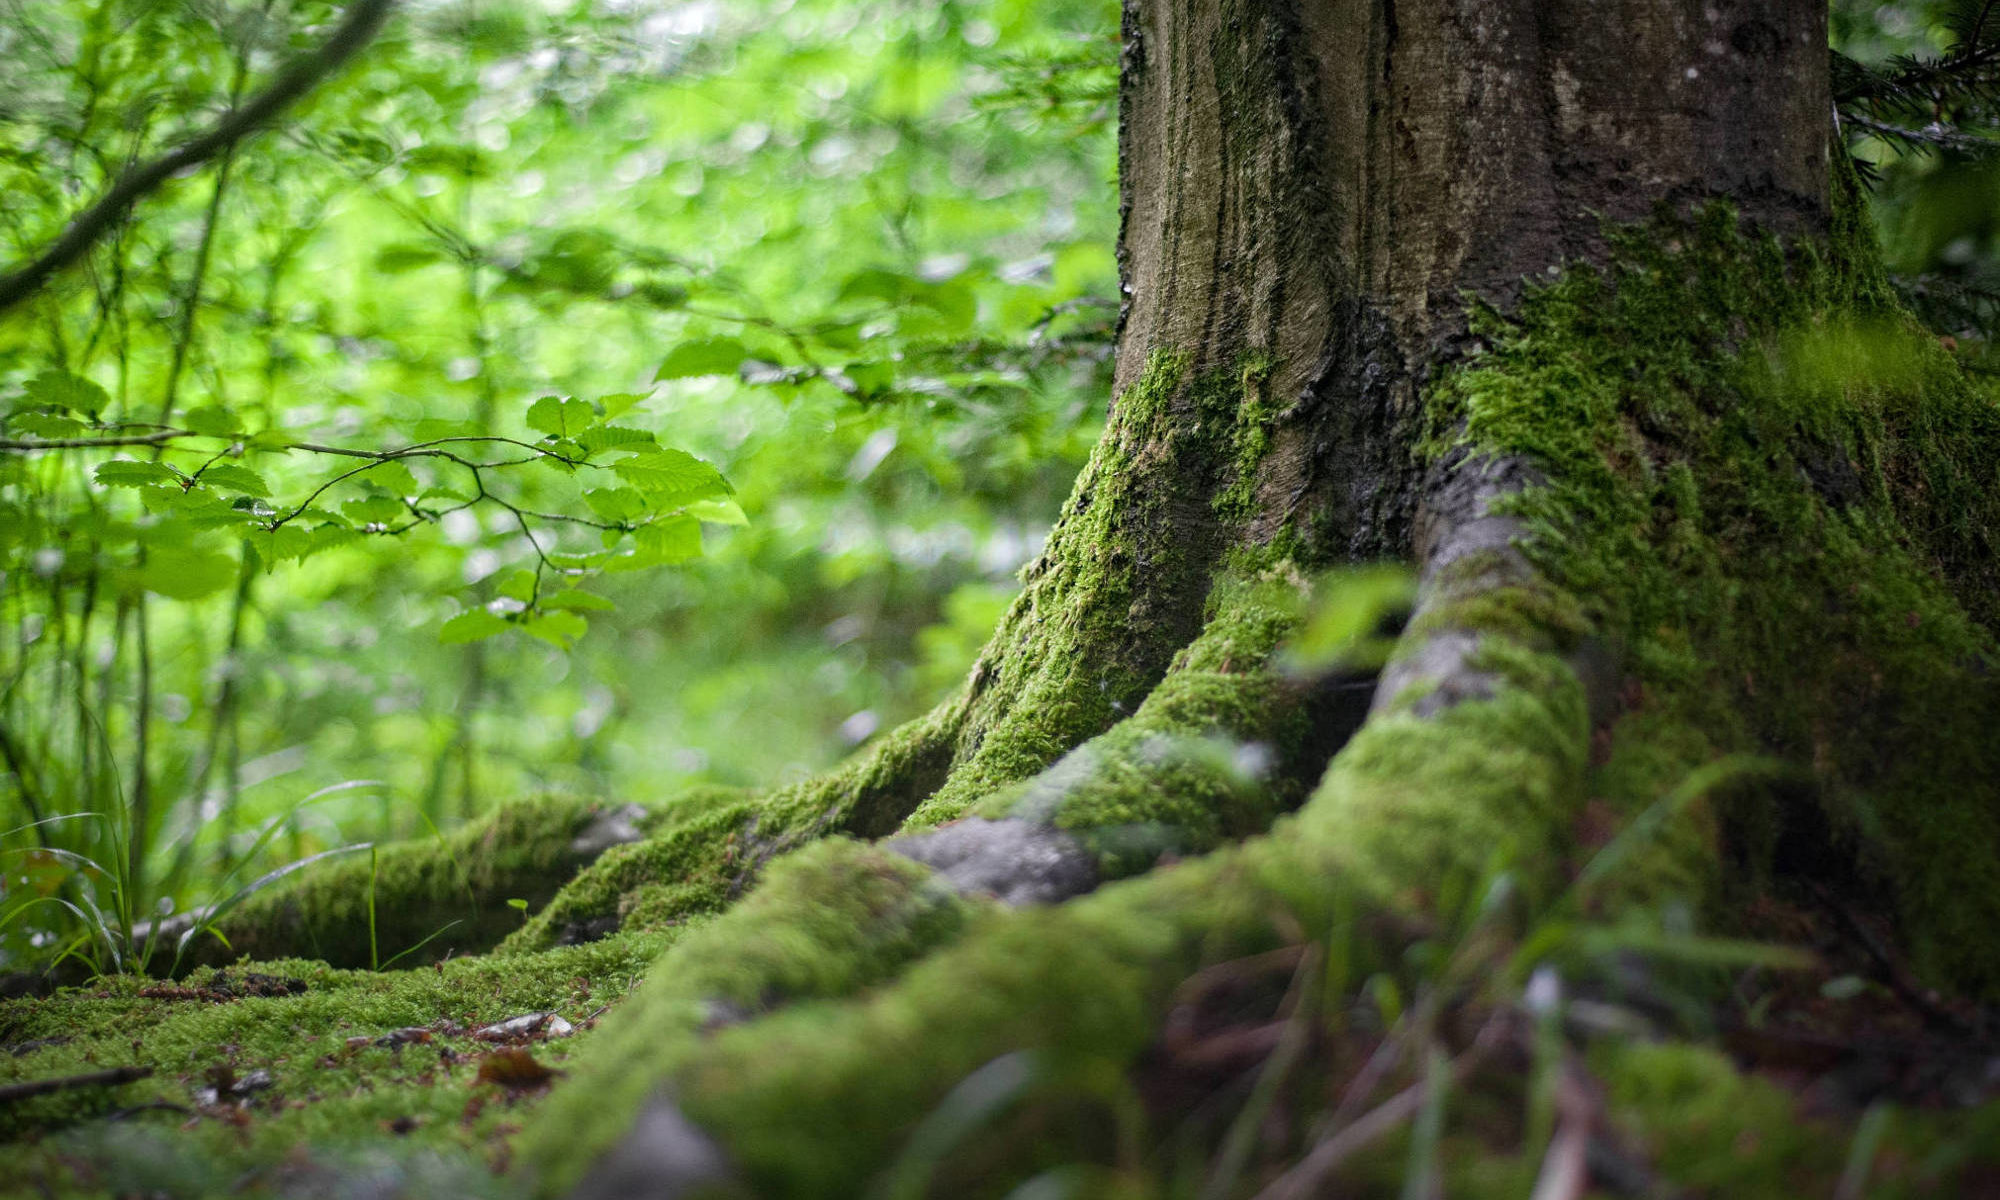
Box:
0 1065 151 1104
0 0 398 312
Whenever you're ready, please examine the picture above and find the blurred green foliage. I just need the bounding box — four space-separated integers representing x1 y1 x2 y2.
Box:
0 0 1117 963
1837 0 2000 361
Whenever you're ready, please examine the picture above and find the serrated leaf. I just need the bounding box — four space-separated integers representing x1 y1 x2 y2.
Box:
633 514 701 564
96 460 181 488
342 496 404 527
440 608 511 644
137 484 184 513
178 492 262 529
135 548 237 600
497 569 537 603
10 412 85 438
543 588 615 612
249 526 314 565
305 523 362 559
685 497 749 526
538 438 587 472
583 486 646 523
655 337 748 380
526 396 595 438
23 370 109 415
523 609 588 649
577 425 656 454
367 460 420 497
197 464 270 498
599 392 652 420
611 450 728 506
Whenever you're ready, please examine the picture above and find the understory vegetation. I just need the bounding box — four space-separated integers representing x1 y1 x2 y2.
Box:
5 0 2000 1197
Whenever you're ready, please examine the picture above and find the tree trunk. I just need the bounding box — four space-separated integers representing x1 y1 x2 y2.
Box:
10 3 2000 1196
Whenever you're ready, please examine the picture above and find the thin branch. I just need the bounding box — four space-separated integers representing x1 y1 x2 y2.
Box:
0 1065 151 1104
1846 112 1998 154
0 0 398 313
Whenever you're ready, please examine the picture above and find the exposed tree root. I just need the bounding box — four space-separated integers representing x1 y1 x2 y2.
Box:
529 441 1595 1197
9 211 2000 1197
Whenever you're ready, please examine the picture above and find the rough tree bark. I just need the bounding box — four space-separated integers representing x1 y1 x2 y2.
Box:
9 1 2000 1196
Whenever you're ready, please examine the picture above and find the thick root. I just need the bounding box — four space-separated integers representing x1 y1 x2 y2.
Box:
501 700 966 954
527 568 1595 1195
177 794 655 971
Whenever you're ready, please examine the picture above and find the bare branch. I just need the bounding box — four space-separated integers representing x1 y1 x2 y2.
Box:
0 0 398 313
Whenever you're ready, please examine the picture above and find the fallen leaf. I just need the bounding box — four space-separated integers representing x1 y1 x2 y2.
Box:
474 1047 557 1092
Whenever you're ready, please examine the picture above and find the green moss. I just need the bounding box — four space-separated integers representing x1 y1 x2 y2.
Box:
964 575 1321 877
1593 1041 1826 1195
191 794 649 971
534 620 1595 1197
0 926 678 1188
516 838 974 1194
1429 203 2000 991
503 703 962 953
906 350 1291 828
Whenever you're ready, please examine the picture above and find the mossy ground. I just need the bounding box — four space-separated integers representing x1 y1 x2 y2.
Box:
0 929 676 1197
8 201 2000 1196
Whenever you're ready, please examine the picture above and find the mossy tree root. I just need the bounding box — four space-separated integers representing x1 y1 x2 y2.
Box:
177 795 655 972
524 450 1599 1198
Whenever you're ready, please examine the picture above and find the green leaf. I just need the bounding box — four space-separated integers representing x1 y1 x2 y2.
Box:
633 514 701 564
304 523 362 560
10 412 85 438
197 464 270 498
611 450 729 507
526 396 596 438
577 425 657 454
23 370 109 415
655 337 749 380
249 525 314 565
135 548 237 600
685 497 749 526
374 242 447 273
181 406 237 436
342 496 404 527
543 588 615 612
843 361 897 396
95 460 181 488
440 608 511 644
836 267 912 306
523 609 589 649
177 492 263 530
582 486 646 523
497 569 537 603
599 392 652 420
368 461 421 497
